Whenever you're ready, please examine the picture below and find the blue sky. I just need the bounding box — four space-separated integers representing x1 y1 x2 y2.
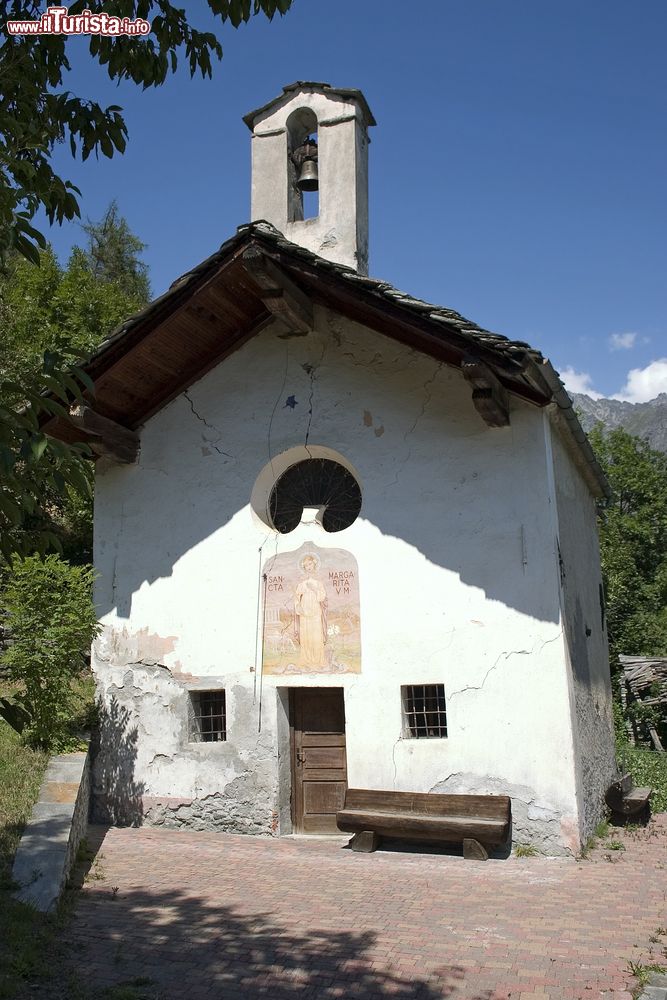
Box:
38 0 666 401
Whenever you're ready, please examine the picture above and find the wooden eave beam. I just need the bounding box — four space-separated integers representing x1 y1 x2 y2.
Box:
40 231 551 442
68 405 139 464
254 248 550 407
241 247 313 335
460 355 511 428
129 314 274 429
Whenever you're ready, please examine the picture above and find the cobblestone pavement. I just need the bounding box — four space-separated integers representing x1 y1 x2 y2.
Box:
67 817 667 1000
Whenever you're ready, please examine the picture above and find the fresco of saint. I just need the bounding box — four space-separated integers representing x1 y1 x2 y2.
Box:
294 554 328 668
262 543 360 675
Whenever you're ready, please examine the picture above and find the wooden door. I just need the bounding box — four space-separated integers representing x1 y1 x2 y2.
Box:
291 688 347 834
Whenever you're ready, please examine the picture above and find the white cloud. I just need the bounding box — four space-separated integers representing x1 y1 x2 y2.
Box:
612 358 667 403
609 331 637 351
559 366 603 400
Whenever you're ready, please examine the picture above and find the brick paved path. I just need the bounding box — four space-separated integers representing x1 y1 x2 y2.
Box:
68 817 667 1000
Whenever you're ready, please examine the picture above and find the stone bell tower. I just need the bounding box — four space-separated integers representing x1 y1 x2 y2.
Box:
243 82 376 275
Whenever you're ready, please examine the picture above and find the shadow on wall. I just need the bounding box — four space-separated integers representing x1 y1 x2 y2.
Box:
96 391 563 629
91 696 145 825
68 883 497 1000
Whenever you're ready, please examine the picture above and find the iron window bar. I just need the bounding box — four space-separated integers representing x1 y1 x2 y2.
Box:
402 684 447 738
190 690 226 743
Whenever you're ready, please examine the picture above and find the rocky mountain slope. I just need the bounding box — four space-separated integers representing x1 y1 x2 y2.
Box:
571 392 667 454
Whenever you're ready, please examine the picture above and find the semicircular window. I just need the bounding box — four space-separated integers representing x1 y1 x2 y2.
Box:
269 459 361 533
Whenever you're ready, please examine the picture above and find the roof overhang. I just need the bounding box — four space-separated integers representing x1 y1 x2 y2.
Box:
39 222 610 497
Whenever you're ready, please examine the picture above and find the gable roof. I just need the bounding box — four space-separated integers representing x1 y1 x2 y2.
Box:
243 81 376 129
40 221 609 497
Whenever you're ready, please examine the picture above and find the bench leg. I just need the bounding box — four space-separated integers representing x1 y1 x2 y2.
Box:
349 831 380 853
463 838 488 861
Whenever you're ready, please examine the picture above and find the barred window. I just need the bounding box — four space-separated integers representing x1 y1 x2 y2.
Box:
189 690 226 743
402 684 447 739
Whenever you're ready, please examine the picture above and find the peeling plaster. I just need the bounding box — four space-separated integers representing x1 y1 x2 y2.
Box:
92 667 280 833
95 626 178 668
430 772 573 856
362 409 384 437
319 229 338 251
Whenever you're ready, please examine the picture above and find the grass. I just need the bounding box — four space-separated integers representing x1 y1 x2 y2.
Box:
0 698 49 888
0 707 56 1000
594 819 611 839
618 745 667 812
605 839 626 851
627 960 667 997
0 676 130 999
0 680 97 1000
514 842 539 857
579 835 597 859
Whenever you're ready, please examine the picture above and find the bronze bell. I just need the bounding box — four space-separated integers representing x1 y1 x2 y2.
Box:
297 159 319 192
293 137 319 192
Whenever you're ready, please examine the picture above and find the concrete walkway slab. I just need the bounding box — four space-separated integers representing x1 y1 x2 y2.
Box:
67 815 667 1000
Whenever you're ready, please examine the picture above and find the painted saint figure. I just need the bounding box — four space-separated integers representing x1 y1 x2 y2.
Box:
294 554 328 668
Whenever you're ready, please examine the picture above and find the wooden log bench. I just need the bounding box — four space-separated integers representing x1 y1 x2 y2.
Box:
605 773 652 823
336 788 511 860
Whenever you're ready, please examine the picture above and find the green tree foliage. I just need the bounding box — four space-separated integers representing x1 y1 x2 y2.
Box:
82 200 150 302
0 0 293 262
590 426 667 665
0 358 93 563
0 554 100 750
0 205 149 562
0 245 145 389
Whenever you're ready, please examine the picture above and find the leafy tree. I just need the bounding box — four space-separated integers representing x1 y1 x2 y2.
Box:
0 205 150 561
82 200 150 302
0 0 293 262
590 426 667 665
0 356 93 563
0 244 145 389
0 554 100 750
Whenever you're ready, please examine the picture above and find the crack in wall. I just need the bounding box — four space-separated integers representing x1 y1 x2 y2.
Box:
448 630 564 698
391 736 400 788
109 498 127 611
303 340 327 457
403 362 445 443
387 362 445 489
304 366 316 454
183 390 233 459
325 312 344 347
267 339 290 481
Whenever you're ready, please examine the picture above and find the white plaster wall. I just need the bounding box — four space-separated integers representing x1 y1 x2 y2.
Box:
549 417 617 839
93 307 585 852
